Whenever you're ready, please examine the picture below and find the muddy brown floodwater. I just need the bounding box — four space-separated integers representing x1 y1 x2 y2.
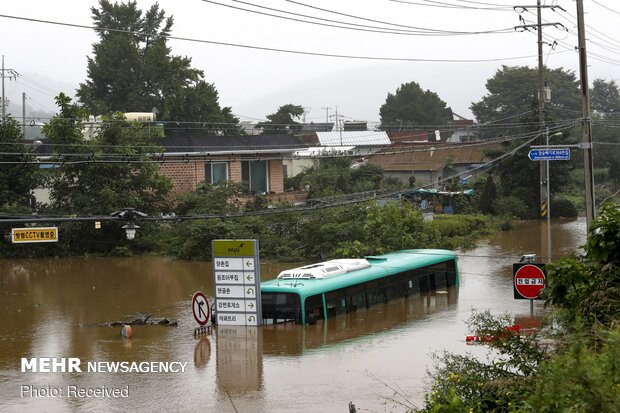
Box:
0 218 586 412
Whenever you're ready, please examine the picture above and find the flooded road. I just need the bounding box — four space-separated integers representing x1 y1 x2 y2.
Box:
0 218 586 412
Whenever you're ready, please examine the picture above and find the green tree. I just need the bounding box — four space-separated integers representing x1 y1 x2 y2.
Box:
77 0 240 135
257 104 305 135
0 118 40 212
543 202 620 327
379 81 449 131
477 176 497 215
591 78 620 115
174 181 248 215
470 65 581 136
293 158 401 198
478 105 577 218
609 155 620 189
419 203 620 412
43 94 172 215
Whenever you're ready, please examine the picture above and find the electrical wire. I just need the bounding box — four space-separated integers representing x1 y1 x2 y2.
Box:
0 120 579 164
0 13 552 63
388 0 514 12
591 0 620 16
0 129 553 231
209 0 517 35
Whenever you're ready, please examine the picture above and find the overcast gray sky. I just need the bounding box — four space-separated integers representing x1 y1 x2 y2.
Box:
1 0 618 124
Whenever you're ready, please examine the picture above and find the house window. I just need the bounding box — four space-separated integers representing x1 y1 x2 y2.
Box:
205 162 228 184
241 160 268 193
283 164 289 179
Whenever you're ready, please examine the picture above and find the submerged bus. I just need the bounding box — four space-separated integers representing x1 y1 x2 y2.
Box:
260 249 458 325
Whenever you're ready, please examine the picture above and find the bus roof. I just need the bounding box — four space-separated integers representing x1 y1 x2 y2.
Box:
261 249 456 298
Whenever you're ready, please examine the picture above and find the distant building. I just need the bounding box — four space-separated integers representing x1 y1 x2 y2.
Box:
446 113 478 143
156 130 311 204
343 121 367 131
283 131 391 179
300 122 334 132
32 127 313 205
368 140 499 188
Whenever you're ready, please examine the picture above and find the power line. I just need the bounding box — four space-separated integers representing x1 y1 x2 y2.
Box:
591 0 620 16
0 13 553 63
206 0 517 35
388 0 514 11
0 129 551 229
0 120 579 163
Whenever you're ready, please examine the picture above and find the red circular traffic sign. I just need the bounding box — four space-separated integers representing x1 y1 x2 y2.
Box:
192 291 210 326
514 264 546 299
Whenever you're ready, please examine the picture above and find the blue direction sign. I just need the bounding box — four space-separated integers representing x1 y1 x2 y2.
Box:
528 148 570 161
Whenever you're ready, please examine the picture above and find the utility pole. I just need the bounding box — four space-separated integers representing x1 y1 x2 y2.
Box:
302 106 311 123
22 92 26 138
576 0 596 229
321 106 331 124
514 4 564 221
536 0 548 222
1 55 4 121
1 55 19 122
330 106 344 146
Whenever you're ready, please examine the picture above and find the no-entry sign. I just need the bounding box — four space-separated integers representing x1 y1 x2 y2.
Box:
192 291 210 326
513 263 546 300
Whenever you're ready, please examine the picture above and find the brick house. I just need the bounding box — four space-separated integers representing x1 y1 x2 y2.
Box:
32 132 312 205
156 132 311 203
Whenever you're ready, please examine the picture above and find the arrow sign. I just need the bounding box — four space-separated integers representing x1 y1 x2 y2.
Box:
192 291 210 326
528 148 570 161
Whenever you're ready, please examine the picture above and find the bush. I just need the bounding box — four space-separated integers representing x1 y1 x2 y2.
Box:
492 196 528 219
418 202 620 412
551 199 579 218
428 215 491 238
418 310 545 413
551 198 578 217
526 328 620 412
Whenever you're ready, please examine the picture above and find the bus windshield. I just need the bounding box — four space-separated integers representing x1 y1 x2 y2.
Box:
261 292 301 324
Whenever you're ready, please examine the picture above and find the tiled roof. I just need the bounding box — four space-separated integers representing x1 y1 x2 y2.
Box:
369 142 499 172
159 133 311 154
33 132 311 156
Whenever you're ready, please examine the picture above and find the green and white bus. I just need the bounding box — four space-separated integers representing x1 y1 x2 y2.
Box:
261 249 458 325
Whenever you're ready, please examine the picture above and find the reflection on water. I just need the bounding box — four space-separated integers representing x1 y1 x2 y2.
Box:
262 287 458 356
0 218 586 412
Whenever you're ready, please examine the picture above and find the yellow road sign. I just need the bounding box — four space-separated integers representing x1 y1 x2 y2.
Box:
12 227 59 243
212 240 257 257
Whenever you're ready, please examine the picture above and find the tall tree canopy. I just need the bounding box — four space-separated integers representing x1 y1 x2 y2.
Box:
470 66 583 217
257 104 305 135
379 81 449 131
77 0 240 135
470 65 581 128
0 118 40 212
591 78 620 115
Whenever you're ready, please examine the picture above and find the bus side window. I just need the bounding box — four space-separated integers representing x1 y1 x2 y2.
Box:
305 295 325 322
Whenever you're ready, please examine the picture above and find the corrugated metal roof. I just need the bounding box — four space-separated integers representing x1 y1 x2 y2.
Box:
316 131 390 147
